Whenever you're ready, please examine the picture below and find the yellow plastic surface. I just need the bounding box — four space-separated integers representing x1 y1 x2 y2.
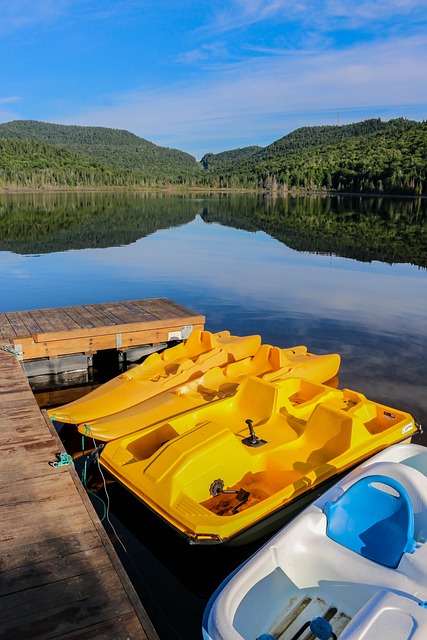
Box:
48 330 261 424
100 376 418 544
79 344 340 441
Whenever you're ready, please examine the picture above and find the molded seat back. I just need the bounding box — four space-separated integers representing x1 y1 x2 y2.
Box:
324 474 416 568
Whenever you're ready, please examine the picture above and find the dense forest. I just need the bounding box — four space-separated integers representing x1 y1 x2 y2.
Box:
0 120 200 178
199 119 427 195
0 118 425 195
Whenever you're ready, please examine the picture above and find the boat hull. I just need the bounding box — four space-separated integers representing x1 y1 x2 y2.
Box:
48 330 262 424
99 375 420 545
77 344 340 442
203 442 427 640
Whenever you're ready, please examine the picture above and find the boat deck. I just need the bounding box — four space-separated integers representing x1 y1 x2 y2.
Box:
0 298 205 360
0 348 160 639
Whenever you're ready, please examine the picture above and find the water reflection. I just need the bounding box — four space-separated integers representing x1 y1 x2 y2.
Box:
1 191 426 639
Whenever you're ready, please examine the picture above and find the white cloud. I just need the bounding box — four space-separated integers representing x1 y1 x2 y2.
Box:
61 32 427 156
0 0 70 34
0 96 21 104
201 0 427 34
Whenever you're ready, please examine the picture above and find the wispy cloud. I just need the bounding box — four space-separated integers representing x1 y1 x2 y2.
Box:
204 0 427 34
200 0 307 34
0 0 70 34
2 0 426 156
177 42 230 65
0 96 21 104
64 31 427 157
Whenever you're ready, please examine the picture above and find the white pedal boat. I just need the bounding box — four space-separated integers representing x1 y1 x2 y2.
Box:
203 442 427 640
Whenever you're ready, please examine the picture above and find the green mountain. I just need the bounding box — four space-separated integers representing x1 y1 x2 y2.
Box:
199 118 427 196
201 146 262 170
0 117 425 195
0 120 200 177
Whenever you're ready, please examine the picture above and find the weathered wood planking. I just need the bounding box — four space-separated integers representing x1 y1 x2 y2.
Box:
0 298 205 359
0 350 160 640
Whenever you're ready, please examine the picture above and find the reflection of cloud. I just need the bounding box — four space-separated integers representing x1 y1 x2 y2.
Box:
77 219 427 338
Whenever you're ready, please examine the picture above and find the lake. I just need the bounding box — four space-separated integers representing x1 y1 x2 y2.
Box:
1 191 426 639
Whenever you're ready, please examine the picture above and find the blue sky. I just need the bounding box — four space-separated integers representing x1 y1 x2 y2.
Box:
1 0 426 159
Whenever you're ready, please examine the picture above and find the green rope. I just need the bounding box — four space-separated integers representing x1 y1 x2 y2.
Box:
49 453 74 468
81 428 107 522
82 456 107 521
1 345 19 356
82 423 91 452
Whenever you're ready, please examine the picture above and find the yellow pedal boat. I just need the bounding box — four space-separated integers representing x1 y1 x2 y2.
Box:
48 329 261 425
99 376 420 545
78 343 341 441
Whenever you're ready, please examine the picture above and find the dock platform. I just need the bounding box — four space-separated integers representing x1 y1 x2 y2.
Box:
0 298 205 639
0 351 158 640
0 298 205 360
0 347 160 639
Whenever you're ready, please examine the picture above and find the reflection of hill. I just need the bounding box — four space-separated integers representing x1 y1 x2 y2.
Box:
0 192 200 254
200 195 427 269
0 192 425 269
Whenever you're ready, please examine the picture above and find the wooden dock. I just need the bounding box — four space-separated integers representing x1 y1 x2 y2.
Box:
0 299 205 639
0 349 160 639
0 298 205 360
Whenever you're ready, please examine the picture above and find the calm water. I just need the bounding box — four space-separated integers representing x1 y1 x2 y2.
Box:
1 191 426 639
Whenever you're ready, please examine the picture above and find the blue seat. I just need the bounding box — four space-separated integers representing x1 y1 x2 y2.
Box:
324 474 416 568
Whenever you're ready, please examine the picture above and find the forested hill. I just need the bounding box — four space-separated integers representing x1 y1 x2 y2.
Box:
201 146 262 170
198 118 427 195
0 120 200 177
0 117 425 195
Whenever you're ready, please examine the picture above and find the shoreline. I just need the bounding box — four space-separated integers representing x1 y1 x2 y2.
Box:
1 185 425 199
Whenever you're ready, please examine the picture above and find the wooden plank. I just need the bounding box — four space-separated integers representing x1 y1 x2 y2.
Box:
0 569 135 637
135 297 179 319
44 413 159 639
17 321 205 358
82 304 120 327
1 530 102 572
64 306 99 329
5 311 30 338
45 307 83 332
119 322 206 349
0 312 18 340
0 545 113 597
117 299 157 322
99 301 141 324
0 350 159 640
16 310 44 335
26 308 58 333
89 302 126 325
0 440 61 482
163 298 207 319
29 314 205 344
57 612 145 639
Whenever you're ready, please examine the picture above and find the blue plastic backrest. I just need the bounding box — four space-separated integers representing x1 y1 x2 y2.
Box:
324 474 416 568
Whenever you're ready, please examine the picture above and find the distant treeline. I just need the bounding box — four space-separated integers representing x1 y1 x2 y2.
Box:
0 118 425 195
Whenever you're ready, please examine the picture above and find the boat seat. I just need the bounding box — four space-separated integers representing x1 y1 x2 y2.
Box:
299 403 353 466
249 344 276 371
324 474 416 568
233 376 278 425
